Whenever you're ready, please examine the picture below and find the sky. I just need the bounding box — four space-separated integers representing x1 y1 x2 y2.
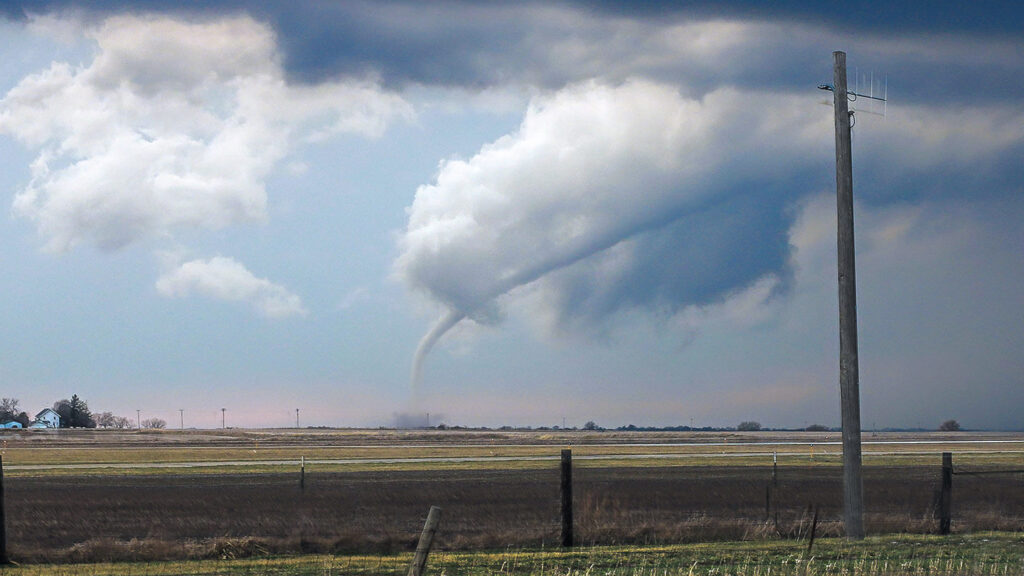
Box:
0 1 1021 430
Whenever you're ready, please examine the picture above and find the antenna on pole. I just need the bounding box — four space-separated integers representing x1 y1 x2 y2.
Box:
819 70 888 119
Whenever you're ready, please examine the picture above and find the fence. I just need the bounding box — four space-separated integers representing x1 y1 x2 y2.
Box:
941 451 1024 535
0 448 1021 562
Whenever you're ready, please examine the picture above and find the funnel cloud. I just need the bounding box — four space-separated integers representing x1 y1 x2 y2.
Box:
398 80 832 385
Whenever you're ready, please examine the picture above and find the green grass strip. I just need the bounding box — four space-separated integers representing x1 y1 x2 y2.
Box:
2 533 1021 575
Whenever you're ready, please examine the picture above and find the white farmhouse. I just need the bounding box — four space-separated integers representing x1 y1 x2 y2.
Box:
30 408 60 429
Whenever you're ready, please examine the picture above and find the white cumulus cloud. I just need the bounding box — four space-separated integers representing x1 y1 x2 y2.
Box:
0 14 412 252
156 256 307 319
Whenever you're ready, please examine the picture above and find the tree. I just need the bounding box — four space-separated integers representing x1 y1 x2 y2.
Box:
0 397 19 419
805 424 830 432
141 418 167 429
737 421 762 431
13 412 30 427
939 419 961 432
95 412 114 428
582 420 601 431
52 399 71 426
95 412 133 429
0 399 29 428
53 395 96 428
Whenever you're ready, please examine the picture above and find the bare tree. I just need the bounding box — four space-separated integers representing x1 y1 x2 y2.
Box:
939 419 961 432
737 421 762 431
95 412 133 429
0 398 19 417
141 418 167 429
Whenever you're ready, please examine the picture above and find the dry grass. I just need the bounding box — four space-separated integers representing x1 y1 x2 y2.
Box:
4 462 1022 564
1 534 1022 575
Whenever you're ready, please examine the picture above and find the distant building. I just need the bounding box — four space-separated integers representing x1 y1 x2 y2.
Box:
30 408 60 429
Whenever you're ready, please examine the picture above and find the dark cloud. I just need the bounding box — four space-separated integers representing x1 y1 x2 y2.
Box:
4 1 1022 106
576 0 1024 37
542 192 794 333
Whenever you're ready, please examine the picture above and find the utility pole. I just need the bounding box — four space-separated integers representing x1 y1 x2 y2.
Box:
179 409 184 430
296 408 300 428
1 455 9 564
221 408 226 429
828 50 865 540
136 409 141 430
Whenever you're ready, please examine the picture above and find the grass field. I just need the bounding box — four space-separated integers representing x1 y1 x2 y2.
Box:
0 429 1021 567
0 533 1022 575
3 428 1021 476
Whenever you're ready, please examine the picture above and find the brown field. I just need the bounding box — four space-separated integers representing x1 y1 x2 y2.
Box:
1 429 1022 563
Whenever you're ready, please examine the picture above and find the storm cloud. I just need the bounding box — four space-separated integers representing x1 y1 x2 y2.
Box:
397 80 830 384
397 73 1024 385
3 2 1022 106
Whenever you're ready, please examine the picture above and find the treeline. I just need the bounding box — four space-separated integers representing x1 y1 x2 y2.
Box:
1 395 165 429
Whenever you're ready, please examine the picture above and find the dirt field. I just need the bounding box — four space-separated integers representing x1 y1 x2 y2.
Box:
2 429 1022 563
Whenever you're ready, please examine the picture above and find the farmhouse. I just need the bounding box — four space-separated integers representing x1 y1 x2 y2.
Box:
30 408 60 429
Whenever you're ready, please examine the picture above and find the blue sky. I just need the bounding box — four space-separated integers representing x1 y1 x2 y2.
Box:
0 2 1021 429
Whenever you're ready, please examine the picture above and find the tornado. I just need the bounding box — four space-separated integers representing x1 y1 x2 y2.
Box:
411 309 466 389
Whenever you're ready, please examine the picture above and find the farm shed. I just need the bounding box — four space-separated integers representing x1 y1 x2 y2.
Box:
0 421 22 429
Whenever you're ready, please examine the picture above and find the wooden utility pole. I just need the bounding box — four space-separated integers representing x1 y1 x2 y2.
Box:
0 455 8 564
831 50 865 540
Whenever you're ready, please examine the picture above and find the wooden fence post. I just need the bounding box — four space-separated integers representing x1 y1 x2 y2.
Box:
407 506 442 576
939 452 952 535
561 449 573 547
1 454 8 564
